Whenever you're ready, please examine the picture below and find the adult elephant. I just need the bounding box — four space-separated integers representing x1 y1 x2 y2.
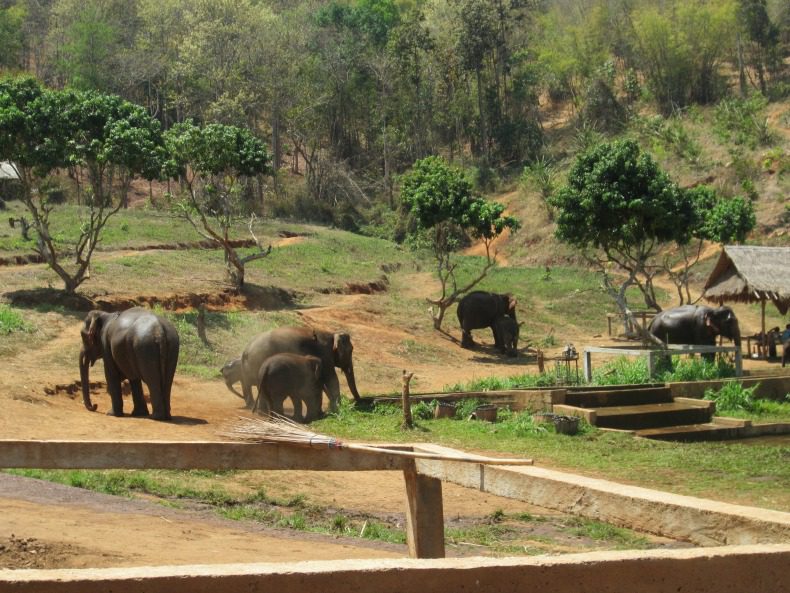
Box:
79 307 180 420
457 291 517 350
238 327 361 412
253 353 323 423
648 305 742 358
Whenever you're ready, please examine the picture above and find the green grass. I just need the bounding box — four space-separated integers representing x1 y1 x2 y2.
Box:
316 399 790 510
0 304 31 334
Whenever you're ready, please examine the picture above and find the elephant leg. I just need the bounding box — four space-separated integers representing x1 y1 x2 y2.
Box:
460 325 474 349
290 396 305 423
305 389 323 422
129 379 150 417
103 363 124 417
241 380 255 410
491 324 502 348
325 372 341 413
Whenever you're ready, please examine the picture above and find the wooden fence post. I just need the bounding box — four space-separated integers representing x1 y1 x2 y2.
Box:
403 461 445 559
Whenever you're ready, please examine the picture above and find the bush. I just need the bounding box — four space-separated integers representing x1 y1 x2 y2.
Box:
714 94 773 148
704 381 760 414
0 305 30 334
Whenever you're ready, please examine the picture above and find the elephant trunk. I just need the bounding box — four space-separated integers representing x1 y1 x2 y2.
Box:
343 362 361 401
79 349 98 412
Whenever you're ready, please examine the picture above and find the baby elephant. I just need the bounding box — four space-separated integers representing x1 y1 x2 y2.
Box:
254 353 324 423
494 315 520 357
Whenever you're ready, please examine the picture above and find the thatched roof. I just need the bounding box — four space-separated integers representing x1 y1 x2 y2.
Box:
0 161 20 180
703 245 790 315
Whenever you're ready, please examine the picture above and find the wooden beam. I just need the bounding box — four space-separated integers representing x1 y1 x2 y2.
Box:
403 461 445 559
2 546 789 593
0 440 408 471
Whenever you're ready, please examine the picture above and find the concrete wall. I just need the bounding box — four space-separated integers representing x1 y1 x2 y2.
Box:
4 545 789 593
670 375 790 401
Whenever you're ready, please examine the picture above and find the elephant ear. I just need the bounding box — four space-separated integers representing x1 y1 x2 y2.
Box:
333 333 353 365
82 312 103 348
704 312 720 335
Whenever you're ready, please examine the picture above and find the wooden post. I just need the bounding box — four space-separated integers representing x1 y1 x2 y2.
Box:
760 300 766 359
402 370 414 430
403 461 445 559
583 349 592 382
735 347 743 377
537 349 545 374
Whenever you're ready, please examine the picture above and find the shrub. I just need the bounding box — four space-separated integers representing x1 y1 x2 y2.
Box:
704 381 760 413
0 305 30 334
714 95 773 148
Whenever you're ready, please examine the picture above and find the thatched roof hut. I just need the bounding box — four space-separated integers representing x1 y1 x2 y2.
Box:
704 246 790 347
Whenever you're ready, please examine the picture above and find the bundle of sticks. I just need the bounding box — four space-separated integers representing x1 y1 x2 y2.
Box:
221 415 533 466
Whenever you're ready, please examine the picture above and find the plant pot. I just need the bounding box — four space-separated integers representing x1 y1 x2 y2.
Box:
468 405 497 422
553 415 580 435
434 401 457 419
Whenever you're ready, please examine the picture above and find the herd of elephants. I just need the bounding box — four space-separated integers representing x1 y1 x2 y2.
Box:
76 289 760 423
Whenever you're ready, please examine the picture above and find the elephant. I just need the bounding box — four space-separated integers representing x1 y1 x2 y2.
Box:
221 357 243 399
457 290 517 350
79 307 180 420
253 353 323 422
494 315 521 357
237 327 361 412
648 305 742 359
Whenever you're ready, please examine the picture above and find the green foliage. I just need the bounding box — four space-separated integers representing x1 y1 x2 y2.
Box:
401 156 518 239
636 114 702 163
631 1 735 113
0 3 25 69
0 305 30 334
551 140 688 251
714 94 773 148
702 381 789 416
164 121 270 180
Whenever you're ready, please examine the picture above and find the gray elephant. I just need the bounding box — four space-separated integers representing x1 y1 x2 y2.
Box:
253 353 323 422
221 357 243 399
79 307 180 420
648 305 741 359
494 315 520 357
237 327 361 412
457 290 517 350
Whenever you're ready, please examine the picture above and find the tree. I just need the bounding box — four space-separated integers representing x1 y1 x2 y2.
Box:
400 155 518 330
0 78 163 293
550 140 690 337
664 186 755 305
164 121 272 290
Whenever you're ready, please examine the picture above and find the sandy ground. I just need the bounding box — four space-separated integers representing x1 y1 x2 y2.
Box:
0 249 783 570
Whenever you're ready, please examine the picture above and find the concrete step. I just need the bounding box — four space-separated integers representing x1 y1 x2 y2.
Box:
636 421 748 442
563 386 673 408
555 401 714 430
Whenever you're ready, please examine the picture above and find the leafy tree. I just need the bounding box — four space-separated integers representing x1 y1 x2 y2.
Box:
0 78 163 293
0 3 26 70
664 185 755 305
737 0 780 95
631 1 736 114
164 121 272 290
550 139 690 337
401 155 518 330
